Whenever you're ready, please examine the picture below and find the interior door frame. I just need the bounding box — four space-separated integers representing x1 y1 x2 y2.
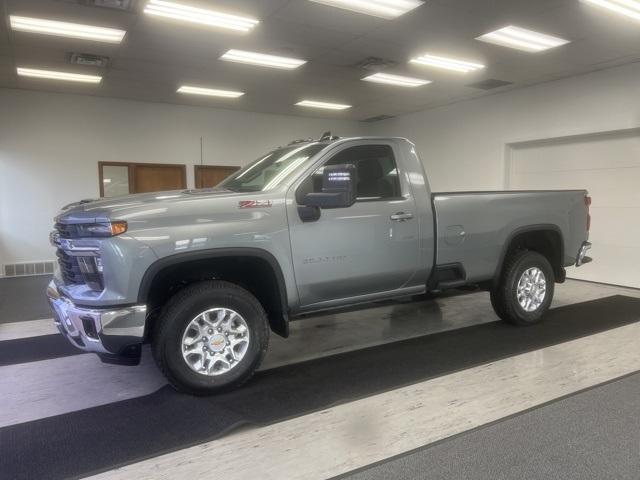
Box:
194 164 241 188
98 161 187 197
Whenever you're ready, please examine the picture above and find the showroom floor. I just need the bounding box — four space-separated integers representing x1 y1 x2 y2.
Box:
1 277 639 479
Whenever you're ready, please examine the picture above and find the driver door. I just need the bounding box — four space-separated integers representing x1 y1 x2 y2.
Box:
286 141 420 308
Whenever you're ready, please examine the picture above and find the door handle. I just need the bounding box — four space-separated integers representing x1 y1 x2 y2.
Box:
390 212 414 221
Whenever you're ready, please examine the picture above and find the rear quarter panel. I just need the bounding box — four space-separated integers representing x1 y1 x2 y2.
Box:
433 191 588 282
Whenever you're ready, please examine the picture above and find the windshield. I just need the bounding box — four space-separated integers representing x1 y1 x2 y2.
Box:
220 143 326 192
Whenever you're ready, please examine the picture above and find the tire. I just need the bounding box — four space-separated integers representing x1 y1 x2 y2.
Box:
490 250 555 326
152 280 270 395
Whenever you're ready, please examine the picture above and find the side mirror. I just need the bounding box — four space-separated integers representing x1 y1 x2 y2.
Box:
303 164 357 209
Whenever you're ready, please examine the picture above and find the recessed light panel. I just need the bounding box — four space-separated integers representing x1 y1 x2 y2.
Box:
144 0 259 32
295 100 351 110
582 0 640 21
9 16 126 43
17 67 102 83
220 50 306 70
476 26 570 52
362 72 431 87
308 0 422 19
409 54 485 73
177 86 244 98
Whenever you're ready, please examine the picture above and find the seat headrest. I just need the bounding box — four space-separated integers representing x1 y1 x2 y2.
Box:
357 158 384 181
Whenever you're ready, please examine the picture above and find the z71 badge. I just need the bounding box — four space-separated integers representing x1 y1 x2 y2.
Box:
238 200 273 209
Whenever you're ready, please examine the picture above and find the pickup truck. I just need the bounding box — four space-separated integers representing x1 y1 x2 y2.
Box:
47 134 592 394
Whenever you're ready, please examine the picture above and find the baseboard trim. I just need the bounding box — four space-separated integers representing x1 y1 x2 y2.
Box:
3 261 55 278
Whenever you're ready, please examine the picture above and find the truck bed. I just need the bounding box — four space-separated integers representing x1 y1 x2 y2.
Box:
431 189 588 285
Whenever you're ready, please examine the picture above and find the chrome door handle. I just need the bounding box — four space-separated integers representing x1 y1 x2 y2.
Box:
390 212 414 221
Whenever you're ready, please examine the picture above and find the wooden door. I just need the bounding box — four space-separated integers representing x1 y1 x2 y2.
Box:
133 164 186 193
195 165 240 188
99 162 187 196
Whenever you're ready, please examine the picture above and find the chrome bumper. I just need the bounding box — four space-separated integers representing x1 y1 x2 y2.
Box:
576 241 593 267
47 280 146 364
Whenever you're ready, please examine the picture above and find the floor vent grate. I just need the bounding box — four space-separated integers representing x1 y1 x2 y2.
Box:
3 261 55 278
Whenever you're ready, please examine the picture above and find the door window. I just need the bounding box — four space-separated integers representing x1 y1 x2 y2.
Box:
297 144 401 203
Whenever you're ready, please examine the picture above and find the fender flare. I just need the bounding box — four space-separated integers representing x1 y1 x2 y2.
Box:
138 247 290 337
492 224 565 287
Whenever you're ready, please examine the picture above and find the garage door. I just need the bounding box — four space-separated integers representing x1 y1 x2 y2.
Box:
508 129 640 288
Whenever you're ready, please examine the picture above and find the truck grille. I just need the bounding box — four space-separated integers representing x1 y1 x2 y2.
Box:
56 249 84 285
54 223 104 291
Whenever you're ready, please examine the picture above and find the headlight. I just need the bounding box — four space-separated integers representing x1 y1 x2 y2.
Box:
75 221 127 237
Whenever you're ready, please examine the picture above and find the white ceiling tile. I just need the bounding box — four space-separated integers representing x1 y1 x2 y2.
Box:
1 0 640 120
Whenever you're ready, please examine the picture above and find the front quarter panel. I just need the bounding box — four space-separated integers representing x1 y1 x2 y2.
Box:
56 235 158 307
126 192 297 308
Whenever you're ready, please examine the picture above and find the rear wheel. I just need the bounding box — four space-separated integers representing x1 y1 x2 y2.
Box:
152 280 269 395
490 250 555 326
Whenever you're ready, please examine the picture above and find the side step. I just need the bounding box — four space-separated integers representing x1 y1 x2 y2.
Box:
429 263 467 290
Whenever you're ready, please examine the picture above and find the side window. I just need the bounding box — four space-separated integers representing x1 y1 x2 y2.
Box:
296 144 401 204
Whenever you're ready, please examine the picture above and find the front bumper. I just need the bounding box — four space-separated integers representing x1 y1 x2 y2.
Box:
47 280 147 365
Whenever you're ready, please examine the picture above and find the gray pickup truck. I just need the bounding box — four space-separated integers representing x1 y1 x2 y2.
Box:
47 135 592 394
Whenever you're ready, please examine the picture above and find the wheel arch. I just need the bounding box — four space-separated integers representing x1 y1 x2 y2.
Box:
139 248 290 338
493 224 565 287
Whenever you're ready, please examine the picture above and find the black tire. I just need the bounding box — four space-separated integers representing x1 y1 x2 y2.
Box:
490 250 555 326
152 280 270 395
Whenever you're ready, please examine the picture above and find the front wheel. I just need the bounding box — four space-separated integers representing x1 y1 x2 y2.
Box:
490 250 555 326
152 280 270 395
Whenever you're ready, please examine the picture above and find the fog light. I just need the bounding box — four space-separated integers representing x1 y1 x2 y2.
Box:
81 316 99 340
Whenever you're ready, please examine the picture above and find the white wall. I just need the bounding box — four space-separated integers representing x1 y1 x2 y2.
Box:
372 61 640 193
3 61 640 270
0 88 363 266
508 130 640 288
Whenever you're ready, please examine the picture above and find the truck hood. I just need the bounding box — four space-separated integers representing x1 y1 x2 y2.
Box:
55 188 240 224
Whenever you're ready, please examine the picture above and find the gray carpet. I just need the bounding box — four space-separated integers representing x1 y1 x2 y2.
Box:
0 275 52 323
338 372 640 480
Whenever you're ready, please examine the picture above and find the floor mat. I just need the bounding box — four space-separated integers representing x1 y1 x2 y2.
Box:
0 334 83 367
335 372 640 480
1 295 639 480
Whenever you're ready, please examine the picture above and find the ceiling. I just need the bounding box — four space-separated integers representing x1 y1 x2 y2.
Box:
1 0 640 121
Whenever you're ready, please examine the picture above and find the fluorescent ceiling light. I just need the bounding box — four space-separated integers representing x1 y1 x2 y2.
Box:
409 54 485 73
9 15 125 43
177 85 244 98
220 49 306 70
476 26 570 52
295 100 351 110
362 72 430 87
144 0 259 32
582 0 640 21
308 0 422 19
17 67 102 83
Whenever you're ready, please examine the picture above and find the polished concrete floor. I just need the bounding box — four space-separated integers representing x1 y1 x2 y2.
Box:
1 277 639 479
